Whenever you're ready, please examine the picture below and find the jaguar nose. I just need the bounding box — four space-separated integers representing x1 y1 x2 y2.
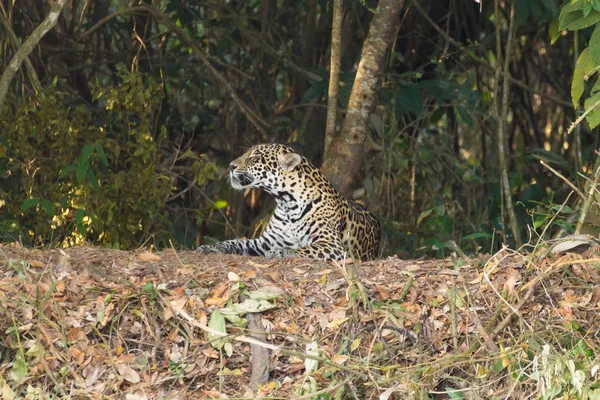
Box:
229 163 237 172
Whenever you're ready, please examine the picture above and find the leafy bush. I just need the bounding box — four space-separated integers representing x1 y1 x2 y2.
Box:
0 67 216 248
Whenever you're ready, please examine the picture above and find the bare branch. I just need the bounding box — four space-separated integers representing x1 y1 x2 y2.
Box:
0 0 68 111
0 12 42 94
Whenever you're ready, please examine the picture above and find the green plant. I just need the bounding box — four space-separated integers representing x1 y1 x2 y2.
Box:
0 66 217 248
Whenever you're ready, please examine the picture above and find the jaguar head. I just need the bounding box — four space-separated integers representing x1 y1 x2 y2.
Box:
228 144 303 194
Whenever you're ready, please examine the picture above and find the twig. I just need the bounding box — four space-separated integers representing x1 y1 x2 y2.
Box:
80 8 145 39
567 97 600 134
539 160 584 199
0 0 68 111
450 278 458 350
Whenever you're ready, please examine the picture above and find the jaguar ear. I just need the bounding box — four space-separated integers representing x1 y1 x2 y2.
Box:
278 153 302 173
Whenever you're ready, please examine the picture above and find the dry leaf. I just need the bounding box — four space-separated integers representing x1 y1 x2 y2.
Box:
593 285 600 304
228 271 240 281
268 271 280 282
29 260 46 268
138 251 161 262
248 260 270 269
119 366 141 384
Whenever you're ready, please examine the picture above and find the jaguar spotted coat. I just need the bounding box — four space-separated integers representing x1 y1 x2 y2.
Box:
196 143 381 261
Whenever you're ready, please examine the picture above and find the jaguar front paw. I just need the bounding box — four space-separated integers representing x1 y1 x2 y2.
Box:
264 248 297 258
195 244 221 253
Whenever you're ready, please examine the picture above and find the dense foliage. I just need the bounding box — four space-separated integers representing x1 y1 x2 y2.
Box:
1 0 599 256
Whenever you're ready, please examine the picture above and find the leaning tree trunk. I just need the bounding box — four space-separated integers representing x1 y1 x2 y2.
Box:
320 0 404 194
0 0 68 111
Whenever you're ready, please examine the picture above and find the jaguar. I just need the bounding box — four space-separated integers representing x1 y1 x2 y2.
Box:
196 143 381 261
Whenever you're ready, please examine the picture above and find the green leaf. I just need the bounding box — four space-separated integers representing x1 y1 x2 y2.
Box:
572 48 596 108
462 232 492 240
584 0 593 17
302 79 328 103
594 0 600 12
516 0 531 23
86 169 100 192
418 79 451 102
417 208 433 225
58 165 76 180
455 106 473 128
559 0 586 30
447 387 466 399
10 355 27 383
562 7 600 30
214 200 228 209
21 198 40 210
588 24 600 65
81 143 94 164
76 157 89 185
224 341 233 357
530 148 571 170
208 309 227 350
584 91 600 128
534 217 546 229
395 83 423 119
549 19 562 44
40 199 55 217
75 209 86 235
95 144 109 166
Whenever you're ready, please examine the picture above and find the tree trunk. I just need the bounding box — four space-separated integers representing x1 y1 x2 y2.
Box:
495 0 522 246
323 0 344 156
0 0 67 111
321 0 403 194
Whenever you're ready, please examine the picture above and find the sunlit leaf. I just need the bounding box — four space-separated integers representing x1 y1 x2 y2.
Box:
572 48 596 108
304 341 319 373
208 309 227 350
214 200 228 209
